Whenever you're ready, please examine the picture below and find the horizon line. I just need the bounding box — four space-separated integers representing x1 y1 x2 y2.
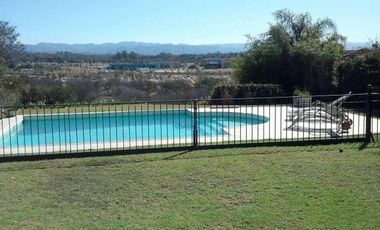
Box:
24 41 248 46
24 40 372 46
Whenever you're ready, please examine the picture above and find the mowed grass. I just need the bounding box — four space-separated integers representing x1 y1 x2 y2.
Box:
0 142 379 229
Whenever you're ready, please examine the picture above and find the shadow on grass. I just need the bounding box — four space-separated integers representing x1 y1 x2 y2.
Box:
0 141 378 172
163 150 194 160
359 142 370 150
359 133 378 150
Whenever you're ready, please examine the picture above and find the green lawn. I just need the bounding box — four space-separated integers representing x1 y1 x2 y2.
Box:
0 142 379 229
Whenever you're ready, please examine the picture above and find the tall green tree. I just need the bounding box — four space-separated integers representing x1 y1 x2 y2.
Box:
0 21 23 106
337 48 380 93
0 21 24 69
234 9 345 94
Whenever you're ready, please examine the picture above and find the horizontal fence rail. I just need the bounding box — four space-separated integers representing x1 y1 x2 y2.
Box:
0 91 379 159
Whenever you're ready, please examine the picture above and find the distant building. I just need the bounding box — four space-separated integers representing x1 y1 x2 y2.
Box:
203 58 232 69
342 48 372 59
108 62 170 71
182 63 197 69
204 59 222 69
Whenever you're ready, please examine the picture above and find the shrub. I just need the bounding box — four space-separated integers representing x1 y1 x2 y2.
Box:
19 86 43 105
67 78 100 103
115 87 147 102
211 83 284 98
293 89 311 97
0 86 18 107
210 83 284 104
44 86 75 104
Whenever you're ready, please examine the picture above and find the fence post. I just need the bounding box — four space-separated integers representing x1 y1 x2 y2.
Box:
193 99 198 148
366 84 373 142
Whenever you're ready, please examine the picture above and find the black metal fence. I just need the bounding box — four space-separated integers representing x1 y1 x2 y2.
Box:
0 89 379 159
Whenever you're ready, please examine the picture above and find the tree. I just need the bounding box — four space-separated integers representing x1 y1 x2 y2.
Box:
0 86 18 106
67 78 100 102
234 9 345 94
337 48 380 93
0 21 23 106
19 86 42 105
0 21 24 69
0 75 21 106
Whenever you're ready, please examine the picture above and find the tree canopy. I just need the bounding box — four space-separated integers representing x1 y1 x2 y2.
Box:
0 21 24 106
0 21 24 69
234 9 345 94
337 48 380 93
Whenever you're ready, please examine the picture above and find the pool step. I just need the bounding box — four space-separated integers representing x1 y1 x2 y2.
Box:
0 115 24 138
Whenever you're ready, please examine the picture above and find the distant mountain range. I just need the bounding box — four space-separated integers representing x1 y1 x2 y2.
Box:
24 42 247 55
24 41 371 55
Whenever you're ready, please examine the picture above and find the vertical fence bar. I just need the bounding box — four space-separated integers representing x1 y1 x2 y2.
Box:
74 107 78 153
88 105 92 152
159 103 162 148
15 107 19 156
57 107 61 154
23 107 26 155
185 102 188 146
108 105 112 151
121 105 125 150
80 106 84 152
153 104 156 148
366 84 373 142
127 104 131 150
193 99 198 148
1 107 3 156
50 107 54 154
203 102 206 145
165 103 168 148
66 107 71 153
147 104 150 148
8 108 12 155
171 104 175 148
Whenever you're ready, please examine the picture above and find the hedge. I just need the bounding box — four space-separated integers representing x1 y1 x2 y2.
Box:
210 83 284 104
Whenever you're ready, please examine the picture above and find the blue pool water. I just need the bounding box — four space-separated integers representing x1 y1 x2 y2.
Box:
1 110 268 148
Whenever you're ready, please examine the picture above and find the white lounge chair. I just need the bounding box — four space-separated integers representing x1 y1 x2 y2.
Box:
287 92 353 133
287 92 351 120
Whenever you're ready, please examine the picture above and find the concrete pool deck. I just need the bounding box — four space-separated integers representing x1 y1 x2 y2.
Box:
1 105 379 156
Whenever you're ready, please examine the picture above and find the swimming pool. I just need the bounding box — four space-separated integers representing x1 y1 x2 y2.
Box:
0 109 269 148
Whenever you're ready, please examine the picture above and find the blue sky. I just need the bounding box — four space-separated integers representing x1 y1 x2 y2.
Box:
1 0 379 44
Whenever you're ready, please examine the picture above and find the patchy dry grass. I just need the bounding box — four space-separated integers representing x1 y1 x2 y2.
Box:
0 143 379 229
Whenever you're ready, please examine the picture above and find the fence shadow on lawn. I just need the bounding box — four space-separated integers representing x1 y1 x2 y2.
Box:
0 140 378 173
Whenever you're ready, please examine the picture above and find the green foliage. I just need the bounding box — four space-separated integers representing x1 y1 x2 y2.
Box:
0 85 18 106
337 49 380 93
19 83 77 105
0 76 22 106
293 89 311 97
19 86 43 105
0 21 24 68
20 51 240 65
44 86 76 105
66 78 100 103
212 83 284 98
211 83 284 104
233 9 344 95
0 75 22 91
